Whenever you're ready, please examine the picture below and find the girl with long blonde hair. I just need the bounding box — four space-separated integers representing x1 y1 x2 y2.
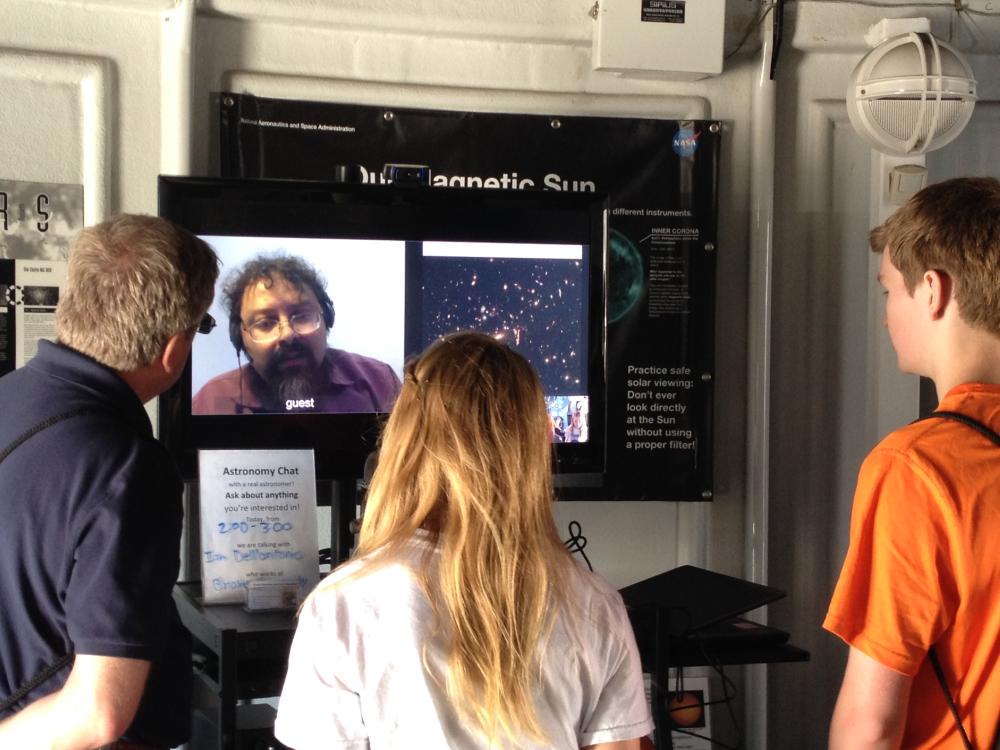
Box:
275 332 651 749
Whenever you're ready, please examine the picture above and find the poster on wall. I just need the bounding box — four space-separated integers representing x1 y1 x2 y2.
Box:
0 259 68 375
219 95 719 501
0 180 82 376
0 180 82 261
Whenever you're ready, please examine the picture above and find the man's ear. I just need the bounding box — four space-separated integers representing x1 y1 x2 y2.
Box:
924 269 953 321
161 330 194 379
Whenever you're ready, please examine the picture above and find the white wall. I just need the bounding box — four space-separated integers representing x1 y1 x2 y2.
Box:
767 5 1000 747
187 1 762 610
0 0 759 582
2 1 998 748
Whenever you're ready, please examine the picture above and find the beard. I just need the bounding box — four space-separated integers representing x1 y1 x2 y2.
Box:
261 342 324 410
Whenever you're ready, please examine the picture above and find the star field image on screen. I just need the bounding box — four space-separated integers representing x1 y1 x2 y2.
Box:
420 241 591 443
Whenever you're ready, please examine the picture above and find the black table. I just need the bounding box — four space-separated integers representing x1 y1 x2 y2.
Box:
621 567 810 750
173 582 296 750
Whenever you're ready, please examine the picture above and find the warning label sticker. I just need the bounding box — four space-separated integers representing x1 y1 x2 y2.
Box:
641 0 686 23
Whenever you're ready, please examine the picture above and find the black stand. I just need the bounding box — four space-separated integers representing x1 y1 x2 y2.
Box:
620 567 810 749
174 582 295 750
177 476 361 749
646 621 811 749
652 608 675 750
327 477 358 564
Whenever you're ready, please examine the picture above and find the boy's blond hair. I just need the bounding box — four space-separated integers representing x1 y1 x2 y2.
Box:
870 176 1000 333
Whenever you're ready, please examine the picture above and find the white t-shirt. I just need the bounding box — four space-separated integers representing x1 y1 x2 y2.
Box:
275 531 653 749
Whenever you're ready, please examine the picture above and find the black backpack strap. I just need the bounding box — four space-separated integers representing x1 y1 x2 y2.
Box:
0 653 74 715
927 647 974 750
0 408 93 714
914 410 1000 446
913 409 999 749
0 408 96 464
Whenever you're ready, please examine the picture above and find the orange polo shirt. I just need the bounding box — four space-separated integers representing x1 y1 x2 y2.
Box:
824 383 1000 748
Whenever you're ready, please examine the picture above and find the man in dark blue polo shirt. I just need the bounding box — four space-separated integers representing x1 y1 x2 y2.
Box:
0 214 218 749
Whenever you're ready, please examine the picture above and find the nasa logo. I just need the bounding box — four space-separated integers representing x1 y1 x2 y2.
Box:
671 127 700 158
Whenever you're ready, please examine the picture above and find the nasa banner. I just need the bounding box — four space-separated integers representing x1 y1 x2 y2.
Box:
219 94 719 501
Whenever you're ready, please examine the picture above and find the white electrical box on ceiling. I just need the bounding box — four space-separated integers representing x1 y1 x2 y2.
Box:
592 0 726 79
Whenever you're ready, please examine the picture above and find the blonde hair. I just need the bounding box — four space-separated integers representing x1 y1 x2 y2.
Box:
870 176 1000 333
355 331 571 745
56 214 219 370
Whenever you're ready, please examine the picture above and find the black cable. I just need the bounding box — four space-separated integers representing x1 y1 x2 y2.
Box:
796 0 998 12
563 520 592 571
658 633 743 750
725 3 775 61
683 636 743 749
769 0 785 80
666 678 741 750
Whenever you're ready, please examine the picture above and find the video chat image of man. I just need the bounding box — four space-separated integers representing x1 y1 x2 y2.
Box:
191 238 403 415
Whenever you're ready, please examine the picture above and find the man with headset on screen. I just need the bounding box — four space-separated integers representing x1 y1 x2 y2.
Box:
192 253 401 415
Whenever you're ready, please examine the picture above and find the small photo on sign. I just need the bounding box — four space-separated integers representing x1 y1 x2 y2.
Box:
667 689 706 730
666 677 713 750
22 285 59 307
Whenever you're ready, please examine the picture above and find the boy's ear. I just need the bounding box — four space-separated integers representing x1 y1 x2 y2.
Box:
924 269 953 320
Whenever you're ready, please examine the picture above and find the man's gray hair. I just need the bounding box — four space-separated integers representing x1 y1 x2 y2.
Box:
56 214 219 371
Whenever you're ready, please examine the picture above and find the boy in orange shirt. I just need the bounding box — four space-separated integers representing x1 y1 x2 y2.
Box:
825 177 1000 749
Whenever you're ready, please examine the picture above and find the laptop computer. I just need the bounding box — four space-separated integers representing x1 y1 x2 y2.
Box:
619 564 786 637
695 616 790 646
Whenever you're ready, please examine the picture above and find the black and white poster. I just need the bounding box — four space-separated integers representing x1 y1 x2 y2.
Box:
219 94 719 501
0 180 82 376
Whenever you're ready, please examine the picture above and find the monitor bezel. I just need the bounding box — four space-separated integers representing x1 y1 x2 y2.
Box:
158 175 607 482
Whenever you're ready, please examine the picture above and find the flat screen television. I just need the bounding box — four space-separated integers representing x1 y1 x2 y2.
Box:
158 176 607 482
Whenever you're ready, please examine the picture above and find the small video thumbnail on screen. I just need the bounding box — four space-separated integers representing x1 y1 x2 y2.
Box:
420 241 591 443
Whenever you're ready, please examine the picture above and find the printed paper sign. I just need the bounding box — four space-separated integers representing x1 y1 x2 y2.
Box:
198 449 320 605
